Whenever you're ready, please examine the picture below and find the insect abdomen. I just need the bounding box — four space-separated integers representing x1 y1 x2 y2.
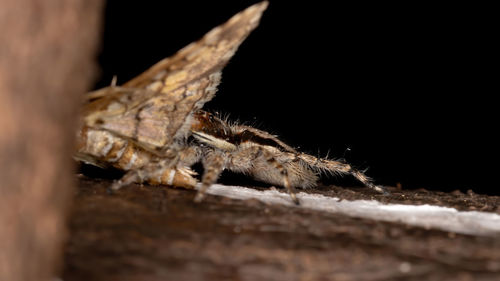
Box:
77 127 150 170
76 126 197 189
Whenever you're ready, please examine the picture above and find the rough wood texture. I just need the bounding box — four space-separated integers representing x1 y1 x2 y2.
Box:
0 1 103 280
64 177 500 281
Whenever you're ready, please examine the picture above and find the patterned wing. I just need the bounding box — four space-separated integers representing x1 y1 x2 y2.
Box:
82 2 268 152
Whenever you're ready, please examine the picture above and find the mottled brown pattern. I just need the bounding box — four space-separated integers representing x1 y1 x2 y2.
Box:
76 2 386 205
76 2 268 191
80 2 267 152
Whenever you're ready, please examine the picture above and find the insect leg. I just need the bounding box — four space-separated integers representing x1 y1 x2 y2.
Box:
194 151 225 203
259 149 300 205
300 154 389 194
108 162 198 192
109 169 139 193
108 144 202 192
231 146 300 205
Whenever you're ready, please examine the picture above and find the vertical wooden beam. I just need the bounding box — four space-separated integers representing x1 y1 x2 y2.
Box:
0 1 103 280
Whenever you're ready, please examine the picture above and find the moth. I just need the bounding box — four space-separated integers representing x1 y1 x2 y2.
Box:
75 1 388 205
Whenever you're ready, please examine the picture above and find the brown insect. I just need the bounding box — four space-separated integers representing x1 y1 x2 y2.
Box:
75 1 388 205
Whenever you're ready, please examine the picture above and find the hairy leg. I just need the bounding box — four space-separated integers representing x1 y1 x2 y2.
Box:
227 146 300 205
298 153 389 194
194 150 225 203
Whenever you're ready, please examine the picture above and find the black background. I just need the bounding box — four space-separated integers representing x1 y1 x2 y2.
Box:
95 1 496 194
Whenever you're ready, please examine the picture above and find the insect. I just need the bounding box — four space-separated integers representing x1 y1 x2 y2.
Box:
75 1 388 205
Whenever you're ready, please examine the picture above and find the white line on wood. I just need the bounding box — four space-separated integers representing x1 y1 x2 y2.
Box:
202 184 500 237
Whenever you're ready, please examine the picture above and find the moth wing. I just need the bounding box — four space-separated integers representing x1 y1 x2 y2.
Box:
122 1 268 93
83 72 221 152
82 1 268 152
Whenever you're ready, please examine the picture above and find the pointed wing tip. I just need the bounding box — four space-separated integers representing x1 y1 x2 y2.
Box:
241 1 269 24
253 1 270 12
224 1 269 32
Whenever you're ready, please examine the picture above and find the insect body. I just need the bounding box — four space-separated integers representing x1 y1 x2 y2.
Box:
76 1 388 205
189 110 388 204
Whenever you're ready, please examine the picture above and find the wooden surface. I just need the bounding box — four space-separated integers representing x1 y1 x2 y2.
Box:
63 177 500 281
